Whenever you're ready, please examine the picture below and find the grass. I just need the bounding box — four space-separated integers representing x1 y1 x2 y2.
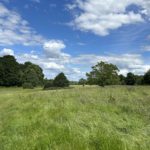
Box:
0 85 150 150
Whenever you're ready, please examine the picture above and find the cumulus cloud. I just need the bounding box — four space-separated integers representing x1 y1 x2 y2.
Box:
68 0 150 36
43 40 65 57
72 53 150 76
43 40 71 62
43 62 65 70
0 48 14 56
1 47 150 79
0 3 45 46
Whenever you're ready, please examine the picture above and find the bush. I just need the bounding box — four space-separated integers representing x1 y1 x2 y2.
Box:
22 82 34 89
43 80 54 89
53 72 69 87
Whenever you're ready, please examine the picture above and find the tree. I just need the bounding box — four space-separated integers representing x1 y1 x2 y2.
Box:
0 57 4 85
43 79 54 89
143 70 150 85
0 55 20 86
119 74 126 85
53 72 69 87
78 78 86 86
125 72 136 85
135 75 143 85
22 62 44 86
86 61 120 87
22 67 40 87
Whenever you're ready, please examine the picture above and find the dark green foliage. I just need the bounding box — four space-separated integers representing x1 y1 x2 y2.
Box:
125 72 136 85
0 58 4 85
119 74 126 85
135 75 143 85
86 61 120 86
22 62 44 86
43 80 54 89
78 78 86 86
22 82 34 89
22 68 39 87
53 72 69 87
143 70 150 85
69 81 78 85
0 55 20 86
0 55 44 87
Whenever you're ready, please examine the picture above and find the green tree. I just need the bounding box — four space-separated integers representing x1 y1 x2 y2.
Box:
78 78 86 86
0 55 20 86
143 70 150 85
119 74 126 85
22 67 39 87
125 72 136 85
53 72 69 87
23 62 44 85
43 79 54 89
135 75 143 85
86 61 120 87
0 57 4 86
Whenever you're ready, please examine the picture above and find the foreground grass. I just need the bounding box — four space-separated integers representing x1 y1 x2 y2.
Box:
0 86 150 150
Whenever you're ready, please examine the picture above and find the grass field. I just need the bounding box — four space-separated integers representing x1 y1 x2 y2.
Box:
0 86 150 150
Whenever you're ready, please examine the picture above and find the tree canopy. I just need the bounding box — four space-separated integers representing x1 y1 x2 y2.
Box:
1 55 150 88
125 72 136 85
86 61 120 86
53 72 69 87
143 70 150 85
0 55 44 88
0 55 20 86
78 78 86 86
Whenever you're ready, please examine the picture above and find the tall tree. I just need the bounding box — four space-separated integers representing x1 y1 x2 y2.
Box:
125 72 136 85
119 74 126 85
135 75 143 85
86 61 120 86
78 78 86 86
53 72 69 87
22 62 44 86
22 67 39 87
0 57 4 85
143 70 150 85
0 55 20 86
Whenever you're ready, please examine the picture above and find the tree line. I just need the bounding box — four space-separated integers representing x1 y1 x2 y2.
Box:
79 61 150 87
0 55 150 88
0 55 69 89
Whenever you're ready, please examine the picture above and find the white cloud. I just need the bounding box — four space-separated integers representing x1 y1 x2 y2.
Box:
143 45 150 51
43 40 66 55
0 48 14 56
43 40 71 61
1 47 150 80
43 62 65 70
0 3 45 46
69 0 150 36
72 53 150 76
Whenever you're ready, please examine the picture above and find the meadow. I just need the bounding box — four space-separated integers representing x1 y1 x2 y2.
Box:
0 86 150 150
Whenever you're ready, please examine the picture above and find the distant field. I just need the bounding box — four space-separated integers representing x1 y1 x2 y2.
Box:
0 86 150 150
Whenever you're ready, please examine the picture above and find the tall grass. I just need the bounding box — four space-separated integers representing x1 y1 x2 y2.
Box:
0 86 150 150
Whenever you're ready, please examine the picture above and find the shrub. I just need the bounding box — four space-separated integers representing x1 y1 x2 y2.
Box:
22 82 34 89
53 72 69 87
43 80 54 89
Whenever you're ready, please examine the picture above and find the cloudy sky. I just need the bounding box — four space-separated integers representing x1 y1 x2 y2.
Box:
0 0 150 80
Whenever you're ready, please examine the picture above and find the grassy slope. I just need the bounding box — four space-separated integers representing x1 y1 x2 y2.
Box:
0 86 150 150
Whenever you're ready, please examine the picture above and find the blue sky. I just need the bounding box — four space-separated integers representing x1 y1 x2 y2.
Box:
0 0 150 80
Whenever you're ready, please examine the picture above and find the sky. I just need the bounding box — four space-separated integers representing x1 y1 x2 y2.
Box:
0 0 150 80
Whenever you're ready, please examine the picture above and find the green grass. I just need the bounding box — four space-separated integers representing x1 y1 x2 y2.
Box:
0 86 150 150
